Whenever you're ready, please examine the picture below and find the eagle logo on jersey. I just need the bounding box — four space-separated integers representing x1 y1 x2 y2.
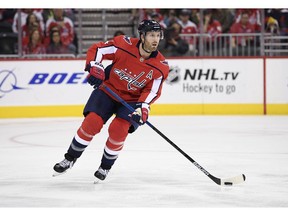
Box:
123 36 132 45
114 68 147 91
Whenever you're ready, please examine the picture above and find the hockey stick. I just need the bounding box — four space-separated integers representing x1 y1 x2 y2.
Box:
103 85 246 186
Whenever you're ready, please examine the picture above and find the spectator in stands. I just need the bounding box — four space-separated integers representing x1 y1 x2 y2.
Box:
45 9 76 54
0 9 16 33
22 13 43 38
141 9 157 20
42 9 76 24
22 28 46 55
190 9 200 26
0 9 17 54
163 9 178 28
265 16 282 55
113 30 125 37
266 9 288 52
202 9 222 54
203 9 222 40
211 9 234 33
12 9 44 34
107 30 125 40
42 9 54 23
177 9 198 53
130 9 157 24
150 12 167 29
158 21 189 57
266 16 280 35
235 9 261 32
230 11 257 56
265 9 288 37
62 9 76 22
46 29 74 54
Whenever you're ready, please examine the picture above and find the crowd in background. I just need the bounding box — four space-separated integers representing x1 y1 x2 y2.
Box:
131 9 288 56
0 9 77 55
0 8 288 56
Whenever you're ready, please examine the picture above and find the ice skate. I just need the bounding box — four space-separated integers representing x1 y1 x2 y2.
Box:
53 158 77 177
94 167 109 183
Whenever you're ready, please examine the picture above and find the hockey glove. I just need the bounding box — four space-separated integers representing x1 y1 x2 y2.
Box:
131 103 150 125
86 61 105 88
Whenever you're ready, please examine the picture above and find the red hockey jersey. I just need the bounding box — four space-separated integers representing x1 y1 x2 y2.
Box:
85 35 169 104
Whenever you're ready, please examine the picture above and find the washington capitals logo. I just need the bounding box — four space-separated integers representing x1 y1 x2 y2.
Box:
114 68 147 91
0 69 27 98
123 36 132 45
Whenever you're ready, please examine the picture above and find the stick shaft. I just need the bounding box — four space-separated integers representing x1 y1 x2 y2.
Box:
103 85 222 184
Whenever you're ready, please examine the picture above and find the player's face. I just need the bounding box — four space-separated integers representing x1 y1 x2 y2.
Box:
143 31 161 52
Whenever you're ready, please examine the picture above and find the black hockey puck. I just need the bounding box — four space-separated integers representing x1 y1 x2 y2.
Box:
224 182 233 186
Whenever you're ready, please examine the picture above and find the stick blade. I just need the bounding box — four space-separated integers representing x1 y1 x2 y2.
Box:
221 174 246 186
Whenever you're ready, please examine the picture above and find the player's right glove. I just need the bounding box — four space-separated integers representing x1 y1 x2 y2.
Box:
85 61 105 88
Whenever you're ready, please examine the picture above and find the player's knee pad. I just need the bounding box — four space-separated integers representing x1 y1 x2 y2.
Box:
106 118 130 152
108 117 130 140
80 112 104 137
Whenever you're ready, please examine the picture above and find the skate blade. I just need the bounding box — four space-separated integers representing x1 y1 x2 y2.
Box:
52 171 67 177
94 179 101 184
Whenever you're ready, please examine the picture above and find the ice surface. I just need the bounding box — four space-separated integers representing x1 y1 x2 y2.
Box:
0 116 288 209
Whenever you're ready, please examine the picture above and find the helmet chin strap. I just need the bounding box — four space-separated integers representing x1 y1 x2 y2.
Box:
142 42 152 54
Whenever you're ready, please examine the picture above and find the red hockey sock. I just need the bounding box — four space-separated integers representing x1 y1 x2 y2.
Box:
105 117 130 152
77 112 104 142
99 118 130 169
68 112 104 158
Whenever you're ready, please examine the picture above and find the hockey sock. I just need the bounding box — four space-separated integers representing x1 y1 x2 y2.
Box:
67 112 104 158
100 117 130 170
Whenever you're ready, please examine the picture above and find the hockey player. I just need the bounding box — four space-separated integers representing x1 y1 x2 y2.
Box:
53 20 169 181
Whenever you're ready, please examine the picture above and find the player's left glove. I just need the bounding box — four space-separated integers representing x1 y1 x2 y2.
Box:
131 103 150 125
85 61 105 88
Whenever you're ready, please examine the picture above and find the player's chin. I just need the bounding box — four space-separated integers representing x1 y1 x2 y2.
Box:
151 45 158 51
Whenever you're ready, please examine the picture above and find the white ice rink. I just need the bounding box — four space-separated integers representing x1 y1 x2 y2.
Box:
0 116 288 210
